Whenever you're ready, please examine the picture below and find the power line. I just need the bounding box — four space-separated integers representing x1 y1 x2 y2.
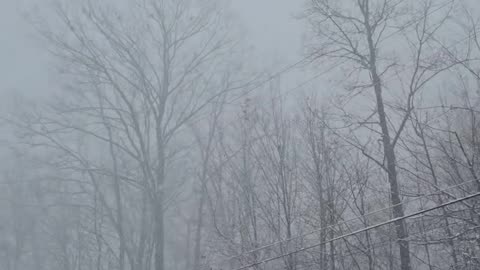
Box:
230 0 462 112
224 0 459 115
216 179 478 265
287 221 480 270
231 0 455 103
290 219 476 270
229 55 313 104
211 0 472 266
381 0 454 41
232 192 480 270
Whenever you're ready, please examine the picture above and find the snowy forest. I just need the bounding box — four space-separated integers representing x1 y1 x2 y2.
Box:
2 0 480 270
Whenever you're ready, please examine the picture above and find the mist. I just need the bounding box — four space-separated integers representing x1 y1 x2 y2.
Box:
1 1 480 270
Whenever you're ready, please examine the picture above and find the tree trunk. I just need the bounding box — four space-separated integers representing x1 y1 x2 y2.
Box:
365 24 412 270
185 222 192 270
154 195 165 270
193 190 205 270
372 77 411 270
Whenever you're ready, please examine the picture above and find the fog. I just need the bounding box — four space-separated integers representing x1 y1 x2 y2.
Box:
1 1 480 270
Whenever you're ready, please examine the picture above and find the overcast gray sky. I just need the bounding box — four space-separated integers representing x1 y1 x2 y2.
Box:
0 0 305 103
0 0 50 99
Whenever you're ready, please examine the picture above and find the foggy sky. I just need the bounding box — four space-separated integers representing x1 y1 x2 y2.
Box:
0 0 305 102
0 0 310 174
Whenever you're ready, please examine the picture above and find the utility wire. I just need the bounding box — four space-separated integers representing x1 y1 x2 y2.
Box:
218 179 478 264
231 0 455 103
211 0 471 266
288 219 476 270
232 192 480 270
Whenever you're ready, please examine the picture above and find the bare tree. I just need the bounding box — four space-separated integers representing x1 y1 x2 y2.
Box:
9 1 247 270
304 1 461 269
299 101 345 270
249 91 301 270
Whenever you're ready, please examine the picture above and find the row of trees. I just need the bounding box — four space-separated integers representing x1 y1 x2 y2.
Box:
2 0 480 270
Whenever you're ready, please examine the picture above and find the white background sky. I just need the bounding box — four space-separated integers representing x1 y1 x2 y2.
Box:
0 0 306 102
